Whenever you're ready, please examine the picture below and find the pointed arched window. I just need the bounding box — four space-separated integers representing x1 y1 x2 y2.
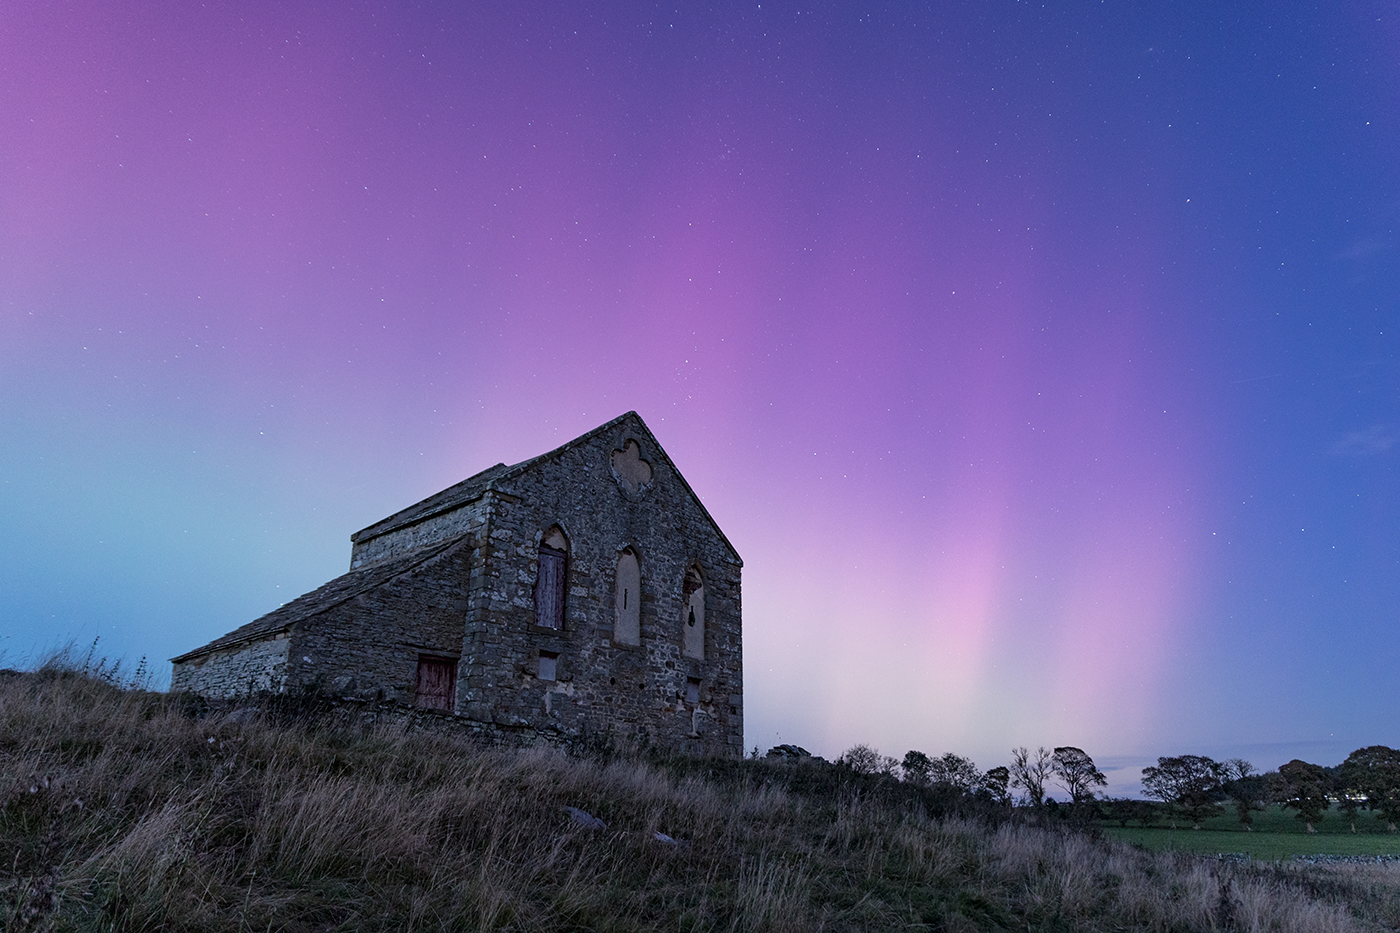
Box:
615 547 641 646
682 564 705 659
533 526 568 630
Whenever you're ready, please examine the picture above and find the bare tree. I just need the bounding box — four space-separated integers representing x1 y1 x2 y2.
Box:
1218 759 1266 831
842 744 881 775
1009 746 1053 809
841 744 897 776
1051 746 1107 808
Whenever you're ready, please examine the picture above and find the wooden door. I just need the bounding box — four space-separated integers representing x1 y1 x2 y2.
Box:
534 545 566 629
414 656 457 710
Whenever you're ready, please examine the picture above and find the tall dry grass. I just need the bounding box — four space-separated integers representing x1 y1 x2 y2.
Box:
3 667 1400 931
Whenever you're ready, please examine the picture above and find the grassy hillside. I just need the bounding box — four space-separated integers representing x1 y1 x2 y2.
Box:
4 668 1400 931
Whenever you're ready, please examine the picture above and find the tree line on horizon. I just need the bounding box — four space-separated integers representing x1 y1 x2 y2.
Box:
818 743 1400 833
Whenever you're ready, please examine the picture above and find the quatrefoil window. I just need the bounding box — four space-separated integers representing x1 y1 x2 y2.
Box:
610 439 654 496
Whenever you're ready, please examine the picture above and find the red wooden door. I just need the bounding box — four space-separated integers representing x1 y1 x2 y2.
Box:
414 657 457 710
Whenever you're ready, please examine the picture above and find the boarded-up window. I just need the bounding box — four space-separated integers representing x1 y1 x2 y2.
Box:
615 547 641 645
413 656 457 711
533 532 567 630
682 565 705 660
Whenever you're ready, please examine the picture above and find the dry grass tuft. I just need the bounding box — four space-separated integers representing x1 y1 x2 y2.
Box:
4 668 1400 931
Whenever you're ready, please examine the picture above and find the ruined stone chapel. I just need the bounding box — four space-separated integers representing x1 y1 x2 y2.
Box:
171 412 744 756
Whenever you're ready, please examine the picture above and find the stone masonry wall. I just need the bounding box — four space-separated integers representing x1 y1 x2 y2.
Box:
172 635 290 698
281 540 478 702
349 498 489 570
174 413 743 759
459 419 743 757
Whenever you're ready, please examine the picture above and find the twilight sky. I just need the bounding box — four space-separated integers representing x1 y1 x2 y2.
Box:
2 0 1397 795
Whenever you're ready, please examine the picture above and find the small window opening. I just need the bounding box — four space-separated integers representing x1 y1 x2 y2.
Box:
538 651 559 681
685 678 701 705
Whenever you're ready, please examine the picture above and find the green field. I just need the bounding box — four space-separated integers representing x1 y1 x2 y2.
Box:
1101 804 1400 859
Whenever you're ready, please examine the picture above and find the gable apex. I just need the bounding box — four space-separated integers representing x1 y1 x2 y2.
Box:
350 412 741 565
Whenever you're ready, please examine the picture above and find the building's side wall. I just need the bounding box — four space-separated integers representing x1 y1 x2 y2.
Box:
461 425 743 757
171 635 291 698
281 541 479 701
350 498 489 570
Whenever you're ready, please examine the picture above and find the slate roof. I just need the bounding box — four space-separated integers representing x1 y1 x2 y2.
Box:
171 536 464 663
350 461 511 545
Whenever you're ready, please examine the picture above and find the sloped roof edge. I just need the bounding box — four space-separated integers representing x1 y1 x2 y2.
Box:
350 460 511 544
603 413 743 566
170 536 466 663
349 412 741 565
